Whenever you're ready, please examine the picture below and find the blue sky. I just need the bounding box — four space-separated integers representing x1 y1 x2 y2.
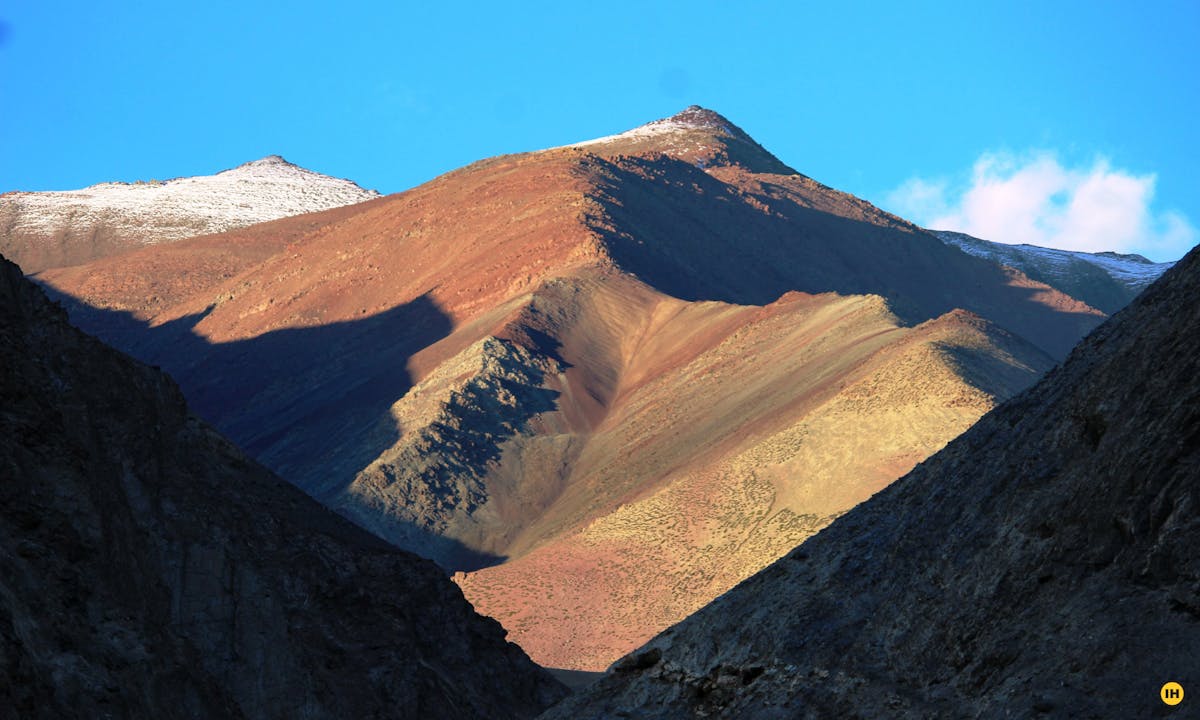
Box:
2 1 1197 260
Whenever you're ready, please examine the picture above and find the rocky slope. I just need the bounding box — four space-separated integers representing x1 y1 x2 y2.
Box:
0 156 379 272
0 254 565 719
450 284 1055 668
936 229 1174 313
34 107 1102 670
544 244 1200 718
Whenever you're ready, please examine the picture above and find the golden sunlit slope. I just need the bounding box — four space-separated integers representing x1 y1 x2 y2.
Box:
544 243 1200 720
451 278 1053 669
36 107 1096 670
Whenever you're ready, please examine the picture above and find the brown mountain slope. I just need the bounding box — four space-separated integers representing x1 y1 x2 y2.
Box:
543 246 1200 718
34 107 1099 669
0 254 566 719
581 151 1098 357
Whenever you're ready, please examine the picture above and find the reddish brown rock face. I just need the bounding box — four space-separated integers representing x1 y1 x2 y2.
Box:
32 107 1103 670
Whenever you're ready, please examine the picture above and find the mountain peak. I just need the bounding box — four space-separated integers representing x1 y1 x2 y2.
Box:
230 154 301 172
663 105 739 133
622 105 749 144
1 155 379 272
554 105 793 174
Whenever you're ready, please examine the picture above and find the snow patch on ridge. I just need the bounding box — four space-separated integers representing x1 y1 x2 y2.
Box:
935 230 1172 291
546 106 737 152
559 119 706 149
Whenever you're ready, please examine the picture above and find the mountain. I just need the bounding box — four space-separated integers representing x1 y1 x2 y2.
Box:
0 155 380 272
33 106 1104 670
0 254 566 719
545 244 1200 719
935 229 1174 313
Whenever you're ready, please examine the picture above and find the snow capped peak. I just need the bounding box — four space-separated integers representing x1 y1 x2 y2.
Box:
549 105 744 152
3 158 381 248
665 105 739 134
1094 250 1154 264
540 105 800 174
218 155 320 180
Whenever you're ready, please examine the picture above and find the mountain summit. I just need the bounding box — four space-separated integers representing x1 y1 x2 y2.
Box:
553 105 796 174
0 157 380 273
570 106 751 145
235 154 295 168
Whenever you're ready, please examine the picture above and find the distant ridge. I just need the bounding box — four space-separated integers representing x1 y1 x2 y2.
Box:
935 229 1174 313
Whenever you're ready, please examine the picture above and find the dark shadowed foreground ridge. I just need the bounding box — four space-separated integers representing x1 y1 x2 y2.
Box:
0 253 566 719
545 245 1200 718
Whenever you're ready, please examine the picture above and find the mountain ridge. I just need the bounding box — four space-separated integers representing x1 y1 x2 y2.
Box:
935 229 1174 313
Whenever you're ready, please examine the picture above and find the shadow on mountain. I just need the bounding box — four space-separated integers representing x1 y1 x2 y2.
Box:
2 253 569 717
934 340 1055 400
588 154 1103 358
33 286 510 569
334 496 510 573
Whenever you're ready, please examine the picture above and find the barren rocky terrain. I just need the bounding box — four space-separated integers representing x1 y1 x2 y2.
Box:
544 243 1200 719
33 107 1105 670
451 282 1054 668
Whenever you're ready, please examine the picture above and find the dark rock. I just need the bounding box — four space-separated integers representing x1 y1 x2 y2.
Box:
0 253 567 719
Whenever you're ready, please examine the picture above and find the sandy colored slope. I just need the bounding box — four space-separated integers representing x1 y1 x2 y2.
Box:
38 151 602 340
32 198 385 318
544 246 1200 720
452 286 1053 670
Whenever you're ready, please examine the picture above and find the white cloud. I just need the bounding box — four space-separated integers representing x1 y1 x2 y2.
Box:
885 151 1197 262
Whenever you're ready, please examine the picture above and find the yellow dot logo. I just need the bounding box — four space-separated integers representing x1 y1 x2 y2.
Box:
1161 681 1184 706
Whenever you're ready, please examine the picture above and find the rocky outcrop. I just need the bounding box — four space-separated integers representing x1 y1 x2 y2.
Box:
546 245 1200 717
0 253 566 719
337 336 565 569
